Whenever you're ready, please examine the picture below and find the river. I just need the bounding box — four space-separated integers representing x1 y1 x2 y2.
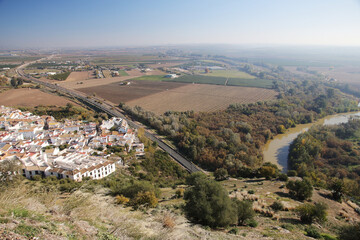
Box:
263 111 360 172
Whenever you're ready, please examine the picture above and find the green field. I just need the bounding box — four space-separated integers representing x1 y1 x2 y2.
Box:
49 72 71 81
131 75 166 81
118 70 129 76
0 64 19 69
199 70 255 79
168 75 273 88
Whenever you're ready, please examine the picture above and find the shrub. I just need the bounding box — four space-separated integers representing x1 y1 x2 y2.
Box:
270 201 284 211
130 191 158 209
305 226 321 239
184 173 237 228
175 188 185 198
259 166 277 180
228 228 239 235
281 223 295 231
115 195 130 205
162 214 176 228
246 218 258 227
286 179 313 201
321 233 337 240
278 173 288 181
214 168 229 181
233 199 255 225
287 170 297 177
248 189 255 194
330 179 344 202
296 202 328 224
338 222 360 240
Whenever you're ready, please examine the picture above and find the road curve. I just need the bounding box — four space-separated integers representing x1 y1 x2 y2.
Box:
16 58 200 173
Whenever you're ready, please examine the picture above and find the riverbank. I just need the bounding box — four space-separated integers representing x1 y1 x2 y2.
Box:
263 111 360 172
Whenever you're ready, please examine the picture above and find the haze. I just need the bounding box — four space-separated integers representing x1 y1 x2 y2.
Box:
1 0 360 49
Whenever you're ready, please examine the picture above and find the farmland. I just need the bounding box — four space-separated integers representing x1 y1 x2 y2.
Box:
198 69 255 79
78 80 277 114
170 75 274 88
126 84 277 114
65 71 95 82
78 80 188 103
0 88 76 107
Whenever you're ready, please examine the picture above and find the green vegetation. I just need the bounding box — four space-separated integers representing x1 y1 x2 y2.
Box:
288 120 360 199
214 168 229 181
338 222 360 240
118 70 129 76
184 173 236 228
286 179 313 201
233 199 255 225
0 64 18 69
167 74 274 88
19 103 99 121
132 75 166 81
295 202 328 224
200 69 255 79
48 71 71 81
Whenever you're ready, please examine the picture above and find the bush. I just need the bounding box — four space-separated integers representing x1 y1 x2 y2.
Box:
233 199 255 225
214 168 229 181
130 191 158 209
278 173 288 181
296 202 328 224
248 189 255 194
305 226 321 239
246 218 258 227
115 195 130 205
286 179 313 201
338 222 360 240
175 188 185 198
321 233 337 240
184 173 237 228
228 228 239 235
270 201 284 211
287 170 297 177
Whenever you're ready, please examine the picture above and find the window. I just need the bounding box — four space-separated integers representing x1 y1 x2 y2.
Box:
35 171 39 174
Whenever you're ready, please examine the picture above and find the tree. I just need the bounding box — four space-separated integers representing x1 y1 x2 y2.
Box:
214 168 229 181
286 179 313 201
295 202 327 224
184 173 237 228
233 199 255 225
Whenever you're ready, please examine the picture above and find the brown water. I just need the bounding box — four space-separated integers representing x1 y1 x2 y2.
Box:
263 111 360 172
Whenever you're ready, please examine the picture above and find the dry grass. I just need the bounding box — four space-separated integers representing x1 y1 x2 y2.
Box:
65 71 94 82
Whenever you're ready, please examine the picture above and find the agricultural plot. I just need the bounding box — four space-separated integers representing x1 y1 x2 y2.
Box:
78 80 188 103
65 71 94 82
131 75 166 81
126 84 278 114
170 75 274 88
0 88 76 107
199 69 255 79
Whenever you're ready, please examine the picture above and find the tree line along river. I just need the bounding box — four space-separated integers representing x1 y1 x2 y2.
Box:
263 111 360 172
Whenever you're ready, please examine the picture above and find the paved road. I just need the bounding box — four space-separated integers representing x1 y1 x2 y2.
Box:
16 58 200 173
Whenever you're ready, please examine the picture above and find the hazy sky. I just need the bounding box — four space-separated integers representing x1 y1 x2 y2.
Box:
0 0 360 48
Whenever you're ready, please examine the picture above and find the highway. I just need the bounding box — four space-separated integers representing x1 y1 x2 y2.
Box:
15 58 200 173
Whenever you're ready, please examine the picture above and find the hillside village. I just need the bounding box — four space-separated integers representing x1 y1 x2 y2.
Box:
0 105 144 181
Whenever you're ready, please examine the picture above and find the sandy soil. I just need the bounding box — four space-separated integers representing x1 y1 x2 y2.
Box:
65 71 94 82
0 88 75 107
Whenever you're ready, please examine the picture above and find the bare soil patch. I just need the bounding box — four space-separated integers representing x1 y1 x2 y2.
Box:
0 88 75 107
66 71 94 82
78 80 188 103
127 84 277 114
